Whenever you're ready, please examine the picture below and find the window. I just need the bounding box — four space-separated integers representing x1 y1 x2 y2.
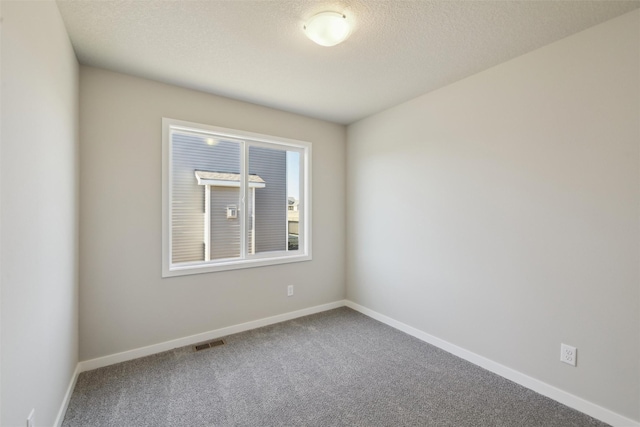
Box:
162 118 311 277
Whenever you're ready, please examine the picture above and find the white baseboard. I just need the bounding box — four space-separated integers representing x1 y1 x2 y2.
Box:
344 300 639 427
54 363 80 427
78 300 346 373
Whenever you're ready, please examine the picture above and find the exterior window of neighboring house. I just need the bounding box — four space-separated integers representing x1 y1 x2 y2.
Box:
162 118 311 276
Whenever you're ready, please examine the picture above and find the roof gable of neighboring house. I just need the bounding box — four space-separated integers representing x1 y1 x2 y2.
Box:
194 170 266 188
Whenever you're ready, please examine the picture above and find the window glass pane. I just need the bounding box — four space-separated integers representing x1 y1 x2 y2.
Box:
171 132 241 264
247 146 288 254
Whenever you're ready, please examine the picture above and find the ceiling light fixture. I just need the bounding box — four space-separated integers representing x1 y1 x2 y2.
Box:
304 11 351 47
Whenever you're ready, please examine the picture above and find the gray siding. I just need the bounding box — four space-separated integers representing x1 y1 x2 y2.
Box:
249 147 287 253
208 187 257 259
209 187 241 260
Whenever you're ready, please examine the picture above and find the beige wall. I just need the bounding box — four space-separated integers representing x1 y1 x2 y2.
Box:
79 67 346 361
1 1 79 426
347 10 639 422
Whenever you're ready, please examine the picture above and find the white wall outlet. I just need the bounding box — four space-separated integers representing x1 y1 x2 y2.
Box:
26 409 35 427
560 343 577 366
287 285 294 297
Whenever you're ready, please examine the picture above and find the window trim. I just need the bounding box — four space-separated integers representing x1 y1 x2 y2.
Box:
162 118 312 277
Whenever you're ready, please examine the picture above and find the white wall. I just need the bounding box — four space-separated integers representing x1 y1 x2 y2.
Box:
79 67 346 361
1 1 79 426
347 10 639 423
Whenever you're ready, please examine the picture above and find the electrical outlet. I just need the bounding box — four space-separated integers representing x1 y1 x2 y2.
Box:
560 343 577 366
287 285 294 297
27 409 35 427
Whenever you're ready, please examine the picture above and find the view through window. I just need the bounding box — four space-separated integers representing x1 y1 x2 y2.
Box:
162 119 311 276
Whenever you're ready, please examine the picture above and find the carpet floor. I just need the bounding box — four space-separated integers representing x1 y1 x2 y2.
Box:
62 307 608 427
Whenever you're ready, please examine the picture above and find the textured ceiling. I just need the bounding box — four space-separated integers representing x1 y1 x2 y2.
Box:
56 1 639 124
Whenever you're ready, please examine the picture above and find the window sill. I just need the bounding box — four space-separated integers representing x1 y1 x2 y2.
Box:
162 253 312 277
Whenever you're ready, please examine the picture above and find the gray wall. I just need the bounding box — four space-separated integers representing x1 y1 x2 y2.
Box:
347 10 639 422
1 1 79 425
79 66 346 361
250 147 287 253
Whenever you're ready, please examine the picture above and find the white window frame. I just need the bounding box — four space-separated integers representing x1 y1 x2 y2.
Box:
162 118 312 277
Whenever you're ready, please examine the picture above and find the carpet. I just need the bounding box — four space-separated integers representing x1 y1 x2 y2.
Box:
62 307 607 426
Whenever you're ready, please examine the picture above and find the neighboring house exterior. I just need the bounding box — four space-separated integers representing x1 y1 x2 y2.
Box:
194 171 266 260
287 197 299 212
171 133 287 263
287 196 299 236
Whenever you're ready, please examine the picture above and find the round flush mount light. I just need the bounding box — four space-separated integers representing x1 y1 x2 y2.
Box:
304 11 351 47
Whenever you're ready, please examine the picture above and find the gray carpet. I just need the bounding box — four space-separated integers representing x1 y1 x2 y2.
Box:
62 307 608 427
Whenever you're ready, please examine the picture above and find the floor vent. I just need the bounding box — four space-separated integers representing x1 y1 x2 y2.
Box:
193 339 225 352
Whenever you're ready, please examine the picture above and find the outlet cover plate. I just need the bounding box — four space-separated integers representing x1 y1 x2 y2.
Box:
561 343 577 366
